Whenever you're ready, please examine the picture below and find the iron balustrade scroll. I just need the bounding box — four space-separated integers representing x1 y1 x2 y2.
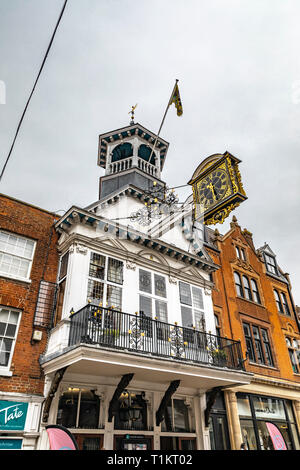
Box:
68 304 245 371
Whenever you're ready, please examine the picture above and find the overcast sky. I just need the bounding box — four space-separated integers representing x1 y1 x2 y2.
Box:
0 0 299 304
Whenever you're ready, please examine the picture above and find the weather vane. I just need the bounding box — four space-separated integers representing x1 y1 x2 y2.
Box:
129 104 138 124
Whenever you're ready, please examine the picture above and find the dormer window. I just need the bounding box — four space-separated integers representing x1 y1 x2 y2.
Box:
264 253 278 275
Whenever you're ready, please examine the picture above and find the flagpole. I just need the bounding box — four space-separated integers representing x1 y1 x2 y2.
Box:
147 79 179 163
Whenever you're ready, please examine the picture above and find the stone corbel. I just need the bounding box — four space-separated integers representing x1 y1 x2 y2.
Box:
204 286 212 296
126 261 137 271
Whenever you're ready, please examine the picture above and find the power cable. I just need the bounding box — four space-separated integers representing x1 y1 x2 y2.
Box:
0 0 68 183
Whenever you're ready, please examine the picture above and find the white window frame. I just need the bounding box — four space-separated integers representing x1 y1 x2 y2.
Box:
0 307 22 376
87 251 124 310
138 268 168 323
0 230 36 282
178 281 206 332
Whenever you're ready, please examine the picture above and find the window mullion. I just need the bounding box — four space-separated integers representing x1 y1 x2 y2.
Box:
76 389 81 428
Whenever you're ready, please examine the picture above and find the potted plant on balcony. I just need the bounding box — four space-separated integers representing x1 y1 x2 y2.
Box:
102 327 120 345
210 348 227 366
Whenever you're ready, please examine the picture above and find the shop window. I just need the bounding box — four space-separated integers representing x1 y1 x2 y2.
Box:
87 253 123 309
114 391 148 431
237 393 299 450
242 322 274 367
0 230 35 281
286 337 300 374
0 307 21 371
57 388 101 429
161 398 190 432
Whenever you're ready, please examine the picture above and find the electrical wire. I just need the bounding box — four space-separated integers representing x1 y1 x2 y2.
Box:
0 0 68 183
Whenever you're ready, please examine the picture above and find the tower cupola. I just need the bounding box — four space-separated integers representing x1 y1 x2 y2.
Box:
97 122 169 199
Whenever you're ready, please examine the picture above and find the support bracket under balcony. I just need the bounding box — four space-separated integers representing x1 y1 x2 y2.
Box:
108 373 134 422
42 366 68 423
156 379 181 426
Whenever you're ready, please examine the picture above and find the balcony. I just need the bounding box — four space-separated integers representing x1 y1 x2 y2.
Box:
68 304 245 371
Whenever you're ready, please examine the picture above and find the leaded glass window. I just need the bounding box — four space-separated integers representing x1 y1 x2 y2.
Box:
87 253 123 309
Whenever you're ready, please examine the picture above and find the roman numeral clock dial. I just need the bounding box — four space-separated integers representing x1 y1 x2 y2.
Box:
198 169 229 209
188 152 247 225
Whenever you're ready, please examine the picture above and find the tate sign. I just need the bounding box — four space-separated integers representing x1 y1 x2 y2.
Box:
0 401 28 431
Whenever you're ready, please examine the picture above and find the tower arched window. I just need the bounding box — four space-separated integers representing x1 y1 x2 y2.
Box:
111 143 133 162
138 144 156 165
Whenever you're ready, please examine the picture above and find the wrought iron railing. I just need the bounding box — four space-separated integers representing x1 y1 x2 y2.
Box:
68 304 245 371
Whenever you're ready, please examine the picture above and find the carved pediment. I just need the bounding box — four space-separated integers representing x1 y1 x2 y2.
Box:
94 236 128 253
136 249 169 266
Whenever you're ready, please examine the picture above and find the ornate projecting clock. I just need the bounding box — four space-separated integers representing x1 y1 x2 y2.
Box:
188 151 247 225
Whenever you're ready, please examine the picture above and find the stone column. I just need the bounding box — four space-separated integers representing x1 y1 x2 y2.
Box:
224 390 242 450
194 392 209 450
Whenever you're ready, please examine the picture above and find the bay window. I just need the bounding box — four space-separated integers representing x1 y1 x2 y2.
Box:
87 253 123 309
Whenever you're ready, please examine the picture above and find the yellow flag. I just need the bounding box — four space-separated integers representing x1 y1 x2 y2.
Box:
169 83 183 116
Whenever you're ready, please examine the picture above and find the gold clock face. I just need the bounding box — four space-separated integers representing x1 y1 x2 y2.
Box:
197 168 229 208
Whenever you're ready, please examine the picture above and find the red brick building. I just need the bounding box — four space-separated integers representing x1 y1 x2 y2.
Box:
0 193 59 450
204 216 300 450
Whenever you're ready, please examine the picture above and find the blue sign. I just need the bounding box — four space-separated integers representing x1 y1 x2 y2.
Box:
0 400 28 431
0 439 23 450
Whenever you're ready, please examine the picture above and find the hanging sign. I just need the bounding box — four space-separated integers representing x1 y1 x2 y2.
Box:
0 401 28 431
266 422 287 450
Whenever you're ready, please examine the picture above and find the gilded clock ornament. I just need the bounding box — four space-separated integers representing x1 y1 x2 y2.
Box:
189 151 247 225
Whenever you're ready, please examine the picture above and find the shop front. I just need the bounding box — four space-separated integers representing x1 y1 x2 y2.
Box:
237 393 300 450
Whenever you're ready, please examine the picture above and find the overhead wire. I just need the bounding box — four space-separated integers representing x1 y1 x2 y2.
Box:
0 0 68 183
